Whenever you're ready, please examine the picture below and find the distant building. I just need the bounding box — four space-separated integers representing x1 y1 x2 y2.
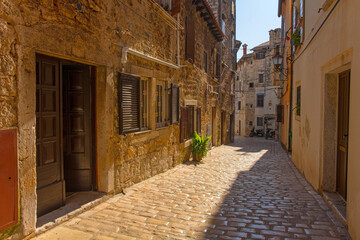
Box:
235 29 281 137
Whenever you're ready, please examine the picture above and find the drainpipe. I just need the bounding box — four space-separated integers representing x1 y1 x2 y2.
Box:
219 0 223 105
177 14 180 67
288 0 294 152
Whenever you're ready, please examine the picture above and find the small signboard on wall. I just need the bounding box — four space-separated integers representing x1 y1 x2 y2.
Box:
0 129 18 231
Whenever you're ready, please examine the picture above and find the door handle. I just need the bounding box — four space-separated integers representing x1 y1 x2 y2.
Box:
344 134 348 138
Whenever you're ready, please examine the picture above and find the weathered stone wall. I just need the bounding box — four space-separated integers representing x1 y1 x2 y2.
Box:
0 0 179 238
220 0 236 143
0 12 17 129
0 0 235 238
236 29 282 136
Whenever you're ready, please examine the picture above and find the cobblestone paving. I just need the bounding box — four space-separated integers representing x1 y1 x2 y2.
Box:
34 137 350 240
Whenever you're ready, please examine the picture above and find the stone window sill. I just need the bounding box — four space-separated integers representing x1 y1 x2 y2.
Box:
133 129 152 135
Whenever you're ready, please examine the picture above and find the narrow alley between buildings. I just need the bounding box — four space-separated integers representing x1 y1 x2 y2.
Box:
32 137 350 240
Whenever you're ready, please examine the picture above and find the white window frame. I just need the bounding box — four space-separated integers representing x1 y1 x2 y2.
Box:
156 80 167 128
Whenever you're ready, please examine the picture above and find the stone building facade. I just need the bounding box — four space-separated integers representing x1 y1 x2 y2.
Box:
0 0 236 238
235 29 281 137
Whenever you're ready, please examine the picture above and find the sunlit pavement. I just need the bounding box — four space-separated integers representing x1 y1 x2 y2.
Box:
33 137 350 240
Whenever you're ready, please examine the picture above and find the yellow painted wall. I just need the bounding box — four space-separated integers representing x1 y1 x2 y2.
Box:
291 0 360 238
279 0 292 150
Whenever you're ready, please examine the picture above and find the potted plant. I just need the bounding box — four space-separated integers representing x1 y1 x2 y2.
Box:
291 29 301 47
191 131 211 162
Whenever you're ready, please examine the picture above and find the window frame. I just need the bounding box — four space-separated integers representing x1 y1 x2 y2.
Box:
156 80 167 128
140 79 149 130
238 101 241 110
256 94 264 108
118 73 141 134
203 51 208 73
258 73 264 83
296 85 301 116
257 117 264 127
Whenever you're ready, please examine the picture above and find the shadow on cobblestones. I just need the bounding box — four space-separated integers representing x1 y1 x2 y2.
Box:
183 161 204 166
33 137 350 240
203 137 349 240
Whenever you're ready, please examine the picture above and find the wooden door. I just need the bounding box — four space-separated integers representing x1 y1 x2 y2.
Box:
336 70 350 200
36 55 65 217
0 129 18 230
239 120 241 136
221 111 225 145
63 65 92 192
212 107 216 146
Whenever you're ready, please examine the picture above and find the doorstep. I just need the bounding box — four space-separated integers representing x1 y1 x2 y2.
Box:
322 191 347 226
25 192 110 239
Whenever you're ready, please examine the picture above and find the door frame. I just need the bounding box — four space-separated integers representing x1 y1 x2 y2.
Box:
336 70 350 200
35 54 97 216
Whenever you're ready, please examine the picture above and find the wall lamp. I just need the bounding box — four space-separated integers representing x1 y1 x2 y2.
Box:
272 53 293 78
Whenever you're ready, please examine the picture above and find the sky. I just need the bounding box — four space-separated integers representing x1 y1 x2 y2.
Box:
236 0 281 60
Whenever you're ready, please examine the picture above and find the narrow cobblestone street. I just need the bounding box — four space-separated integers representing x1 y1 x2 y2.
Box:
33 137 349 240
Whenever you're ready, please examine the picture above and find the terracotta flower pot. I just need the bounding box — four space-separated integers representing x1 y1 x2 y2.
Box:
193 154 203 162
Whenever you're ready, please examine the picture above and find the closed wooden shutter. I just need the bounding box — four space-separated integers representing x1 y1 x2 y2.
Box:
188 106 194 139
185 15 195 62
180 107 187 142
277 104 284 123
171 84 179 124
216 53 220 78
171 0 181 16
197 107 201 134
118 73 140 134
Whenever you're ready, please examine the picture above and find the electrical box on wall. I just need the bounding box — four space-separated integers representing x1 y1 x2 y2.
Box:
0 129 18 231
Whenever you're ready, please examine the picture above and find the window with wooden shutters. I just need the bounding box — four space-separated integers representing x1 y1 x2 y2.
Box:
188 106 194 139
180 106 195 142
296 86 301 116
156 80 169 128
277 104 284 123
256 94 264 107
216 53 220 79
203 52 207 73
197 107 201 134
185 15 195 62
141 79 149 130
171 84 179 124
180 107 187 142
118 73 140 134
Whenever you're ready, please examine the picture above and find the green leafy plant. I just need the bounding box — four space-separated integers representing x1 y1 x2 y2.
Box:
191 131 211 162
291 29 301 46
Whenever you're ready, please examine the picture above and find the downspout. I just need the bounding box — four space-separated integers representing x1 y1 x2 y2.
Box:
288 0 294 152
177 14 180 67
219 0 223 105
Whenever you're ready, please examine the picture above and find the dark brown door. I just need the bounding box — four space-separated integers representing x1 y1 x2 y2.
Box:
63 65 92 192
336 70 350 200
212 107 216 146
239 120 241 135
36 55 65 217
221 111 225 145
